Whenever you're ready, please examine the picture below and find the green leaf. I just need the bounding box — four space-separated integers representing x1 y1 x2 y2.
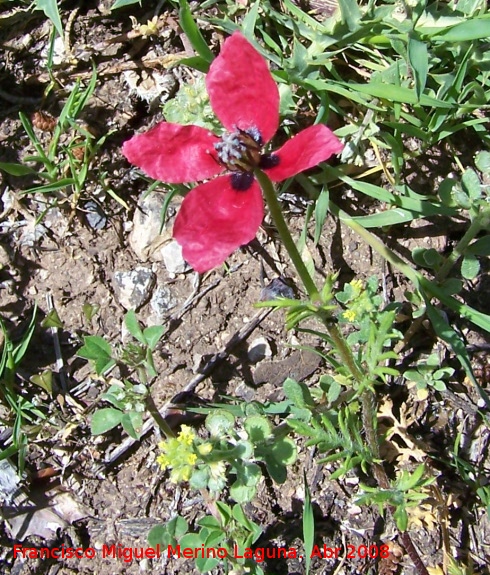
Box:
303 473 314 575
179 533 204 550
338 0 361 31
468 236 490 256
434 17 490 42
148 525 170 548
271 437 297 466
424 298 490 406
440 278 463 296
242 0 260 37
0 162 37 176
351 208 417 227
124 310 145 344
461 254 480 280
121 412 143 440
91 408 123 435
22 178 77 195
178 0 214 64
195 555 220 572
283 378 315 409
41 308 63 329
143 325 165 349
205 410 235 436
111 0 141 8
244 416 271 442
35 0 63 37
30 370 53 394
314 186 330 245
393 505 408 532
461 168 481 200
407 38 429 99
341 82 454 108
78 335 115 375
475 151 490 175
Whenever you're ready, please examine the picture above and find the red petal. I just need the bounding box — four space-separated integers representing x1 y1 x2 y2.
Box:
206 32 279 144
122 123 222 183
173 176 263 273
265 125 343 182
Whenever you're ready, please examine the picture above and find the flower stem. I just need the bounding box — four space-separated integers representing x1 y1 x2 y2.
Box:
255 169 320 301
256 169 365 383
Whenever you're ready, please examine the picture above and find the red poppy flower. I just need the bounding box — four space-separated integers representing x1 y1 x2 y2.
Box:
123 32 343 273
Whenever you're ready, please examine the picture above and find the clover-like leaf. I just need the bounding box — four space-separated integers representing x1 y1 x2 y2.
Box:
91 408 123 435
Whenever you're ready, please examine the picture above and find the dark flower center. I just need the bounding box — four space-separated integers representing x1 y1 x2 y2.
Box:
214 127 280 191
215 128 262 173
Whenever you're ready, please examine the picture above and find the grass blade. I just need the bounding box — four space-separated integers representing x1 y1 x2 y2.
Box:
303 472 314 575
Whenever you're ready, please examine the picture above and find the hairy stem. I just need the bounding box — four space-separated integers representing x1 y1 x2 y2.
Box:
255 169 320 301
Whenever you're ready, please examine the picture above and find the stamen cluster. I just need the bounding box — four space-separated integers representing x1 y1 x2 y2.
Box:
214 129 262 173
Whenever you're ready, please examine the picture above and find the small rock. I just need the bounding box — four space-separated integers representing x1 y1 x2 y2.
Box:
247 337 272 364
260 277 295 300
129 193 168 261
113 267 155 310
161 240 188 274
0 245 9 268
150 286 177 318
84 201 107 230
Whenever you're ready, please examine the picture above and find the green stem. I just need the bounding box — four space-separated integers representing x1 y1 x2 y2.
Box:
435 215 483 283
146 391 175 438
255 169 320 301
256 170 365 384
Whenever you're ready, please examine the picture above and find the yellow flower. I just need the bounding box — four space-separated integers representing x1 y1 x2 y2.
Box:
140 17 159 38
350 279 363 291
343 309 357 322
186 453 198 465
157 453 170 469
178 425 196 445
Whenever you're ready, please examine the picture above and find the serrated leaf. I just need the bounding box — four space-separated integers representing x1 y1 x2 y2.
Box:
271 437 297 465
244 416 271 442
91 408 123 435
205 410 235 436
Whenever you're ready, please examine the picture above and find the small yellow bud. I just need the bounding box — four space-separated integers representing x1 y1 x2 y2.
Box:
343 309 357 322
